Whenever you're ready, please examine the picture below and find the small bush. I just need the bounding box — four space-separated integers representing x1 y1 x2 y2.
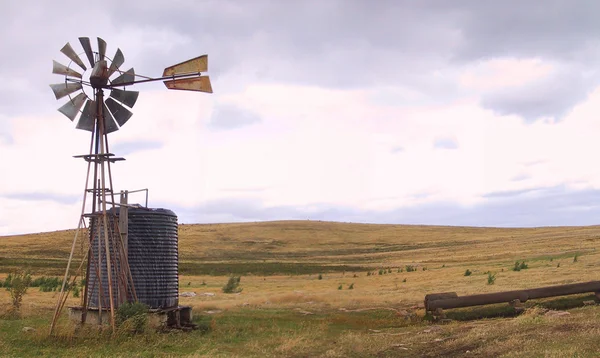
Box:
512 261 529 271
487 272 496 285
116 302 149 334
573 254 579 263
422 267 427 271
557 263 560 268
405 265 416 272
6 270 32 315
378 269 383 275
348 283 354 290
387 268 392 273
353 274 358 278
402 278 407 283
464 269 472 276
442 264 446 268
200 280 207 286
367 272 371 276
318 274 323 280
72 285 80 298
338 284 342 290
222 276 243 293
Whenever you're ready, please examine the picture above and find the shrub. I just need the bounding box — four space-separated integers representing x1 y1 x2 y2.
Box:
116 301 149 334
318 274 323 280
422 267 427 271
387 268 392 273
348 283 354 290
6 270 32 314
405 265 416 272
367 272 371 276
378 269 383 275
72 285 80 298
338 284 342 290
487 272 496 285
402 278 407 283
222 276 243 293
464 269 472 276
573 254 579 263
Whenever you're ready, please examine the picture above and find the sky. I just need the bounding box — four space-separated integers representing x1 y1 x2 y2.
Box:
2 0 600 235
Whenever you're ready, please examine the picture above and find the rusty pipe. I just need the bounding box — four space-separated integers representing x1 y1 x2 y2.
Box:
425 281 600 311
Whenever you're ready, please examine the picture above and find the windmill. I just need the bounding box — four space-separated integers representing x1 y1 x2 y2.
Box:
48 37 212 333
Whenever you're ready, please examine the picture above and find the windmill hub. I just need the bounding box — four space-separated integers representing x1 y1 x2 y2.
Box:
90 60 109 88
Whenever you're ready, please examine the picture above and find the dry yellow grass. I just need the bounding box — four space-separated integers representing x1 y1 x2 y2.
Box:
2 220 600 356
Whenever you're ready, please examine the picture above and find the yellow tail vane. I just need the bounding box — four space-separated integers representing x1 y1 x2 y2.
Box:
163 76 213 93
163 55 208 76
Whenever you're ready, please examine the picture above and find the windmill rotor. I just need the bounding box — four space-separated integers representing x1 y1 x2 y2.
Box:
50 37 139 134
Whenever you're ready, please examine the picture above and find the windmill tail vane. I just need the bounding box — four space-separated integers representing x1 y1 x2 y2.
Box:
47 36 212 334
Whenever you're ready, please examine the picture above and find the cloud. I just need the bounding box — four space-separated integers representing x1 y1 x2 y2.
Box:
480 66 597 123
390 146 404 154
111 140 164 156
163 185 600 228
5 1 600 235
511 173 530 182
433 137 459 149
1 192 80 205
208 103 262 130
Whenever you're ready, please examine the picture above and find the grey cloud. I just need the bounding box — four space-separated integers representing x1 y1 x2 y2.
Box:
390 146 404 154
208 103 262 130
3 1 600 124
480 66 597 123
510 173 530 182
433 137 458 150
1 192 80 205
0 132 14 145
220 187 270 193
483 187 545 199
111 140 163 156
163 185 600 228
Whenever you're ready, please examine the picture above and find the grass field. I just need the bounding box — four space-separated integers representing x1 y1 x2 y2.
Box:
2 220 600 357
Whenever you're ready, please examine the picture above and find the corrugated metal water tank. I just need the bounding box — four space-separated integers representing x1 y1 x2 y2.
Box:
89 207 179 309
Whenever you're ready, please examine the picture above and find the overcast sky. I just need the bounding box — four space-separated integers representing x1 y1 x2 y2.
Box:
2 0 600 235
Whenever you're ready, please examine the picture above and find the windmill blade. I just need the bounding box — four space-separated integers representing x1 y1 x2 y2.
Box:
76 99 96 132
97 37 107 61
111 68 135 85
109 88 139 108
102 103 119 134
57 92 87 121
60 42 87 71
163 55 208 76
52 60 82 78
105 97 133 127
163 76 213 93
49 82 83 100
79 37 95 68
107 49 124 78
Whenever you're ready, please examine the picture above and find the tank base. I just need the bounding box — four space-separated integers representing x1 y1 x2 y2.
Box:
67 305 197 330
